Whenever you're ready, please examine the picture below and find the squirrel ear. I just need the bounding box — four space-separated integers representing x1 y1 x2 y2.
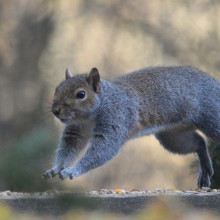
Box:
87 68 100 93
65 68 73 80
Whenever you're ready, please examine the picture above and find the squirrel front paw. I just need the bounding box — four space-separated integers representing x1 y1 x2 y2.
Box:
59 168 80 180
58 168 72 180
42 170 53 179
42 167 64 180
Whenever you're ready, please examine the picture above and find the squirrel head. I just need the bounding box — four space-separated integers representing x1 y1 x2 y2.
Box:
52 68 101 123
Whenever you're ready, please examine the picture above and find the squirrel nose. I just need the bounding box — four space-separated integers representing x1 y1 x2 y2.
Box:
52 104 61 116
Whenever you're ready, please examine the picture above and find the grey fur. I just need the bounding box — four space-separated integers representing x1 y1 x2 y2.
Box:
43 66 219 188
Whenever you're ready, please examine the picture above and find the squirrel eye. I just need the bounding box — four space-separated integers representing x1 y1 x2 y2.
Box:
76 90 86 99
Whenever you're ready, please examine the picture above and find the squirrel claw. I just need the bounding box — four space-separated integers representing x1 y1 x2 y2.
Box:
51 170 57 177
58 173 65 180
69 174 74 179
43 167 64 180
59 168 71 180
42 170 53 180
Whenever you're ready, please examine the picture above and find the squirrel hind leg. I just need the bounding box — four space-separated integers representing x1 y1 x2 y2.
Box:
155 130 200 155
195 112 220 142
155 130 213 188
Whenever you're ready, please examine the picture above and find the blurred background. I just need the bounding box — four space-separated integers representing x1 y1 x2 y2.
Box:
0 0 220 192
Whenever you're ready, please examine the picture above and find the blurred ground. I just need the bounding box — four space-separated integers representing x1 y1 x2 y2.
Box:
1 195 220 220
0 0 220 192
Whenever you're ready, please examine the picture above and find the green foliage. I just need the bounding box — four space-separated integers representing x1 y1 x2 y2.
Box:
209 141 220 188
0 127 62 192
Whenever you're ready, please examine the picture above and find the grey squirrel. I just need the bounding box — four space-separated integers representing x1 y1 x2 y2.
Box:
42 66 219 188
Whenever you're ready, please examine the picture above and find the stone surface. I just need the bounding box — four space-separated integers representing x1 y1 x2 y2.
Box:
0 190 220 215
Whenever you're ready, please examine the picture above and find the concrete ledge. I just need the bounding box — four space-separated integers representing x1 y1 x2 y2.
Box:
1 191 220 215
